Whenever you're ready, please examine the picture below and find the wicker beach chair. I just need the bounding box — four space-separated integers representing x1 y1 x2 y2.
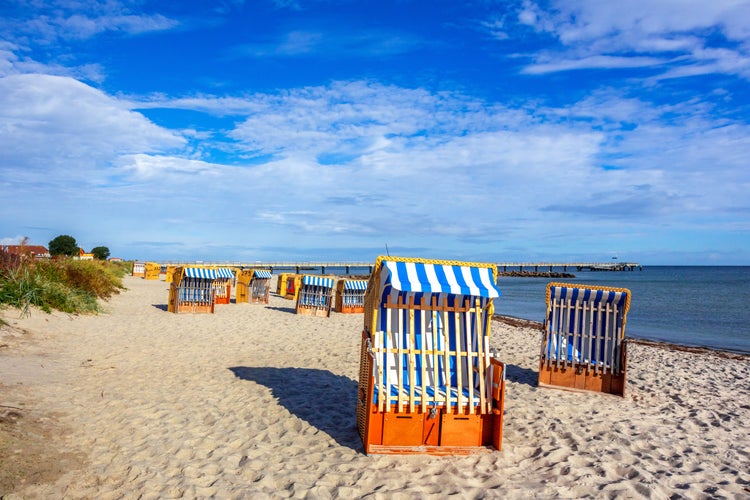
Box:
357 256 506 455
211 267 234 305
242 269 272 303
132 261 146 278
295 275 335 317
538 282 632 396
335 279 368 313
167 267 216 314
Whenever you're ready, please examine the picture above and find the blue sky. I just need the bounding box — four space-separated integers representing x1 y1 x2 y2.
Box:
1 0 749 264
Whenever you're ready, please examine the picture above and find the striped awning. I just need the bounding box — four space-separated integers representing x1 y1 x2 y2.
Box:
302 275 335 288
343 279 368 290
184 267 217 279
215 268 235 279
253 269 273 279
382 260 501 298
548 285 629 310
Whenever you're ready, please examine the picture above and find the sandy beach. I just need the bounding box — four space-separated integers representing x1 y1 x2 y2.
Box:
1 275 749 498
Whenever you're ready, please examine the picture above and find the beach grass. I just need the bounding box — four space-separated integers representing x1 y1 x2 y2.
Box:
0 258 127 316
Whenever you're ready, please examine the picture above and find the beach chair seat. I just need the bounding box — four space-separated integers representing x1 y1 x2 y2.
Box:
538 282 631 396
357 257 506 455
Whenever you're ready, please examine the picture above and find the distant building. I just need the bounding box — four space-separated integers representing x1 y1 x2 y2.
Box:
1 245 51 259
77 248 94 260
108 257 124 262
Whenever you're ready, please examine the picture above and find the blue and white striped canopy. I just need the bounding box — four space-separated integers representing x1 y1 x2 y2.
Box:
302 275 335 288
382 260 501 298
215 268 235 279
343 279 368 290
184 267 217 279
549 285 628 308
253 269 273 279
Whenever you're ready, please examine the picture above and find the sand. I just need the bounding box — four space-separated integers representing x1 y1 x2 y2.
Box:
1 275 749 498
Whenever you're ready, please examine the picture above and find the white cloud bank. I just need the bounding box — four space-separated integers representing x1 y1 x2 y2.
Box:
1 72 747 263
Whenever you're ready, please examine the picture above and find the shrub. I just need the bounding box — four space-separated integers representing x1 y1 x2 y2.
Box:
0 258 126 316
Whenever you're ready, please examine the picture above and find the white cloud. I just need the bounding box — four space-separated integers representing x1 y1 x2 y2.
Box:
0 74 186 184
5 2 179 44
514 0 750 79
1 75 747 262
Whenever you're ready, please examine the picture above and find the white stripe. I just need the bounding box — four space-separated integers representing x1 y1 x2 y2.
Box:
443 265 461 295
384 261 400 291
404 262 422 293
477 268 498 298
460 266 481 296
423 263 441 293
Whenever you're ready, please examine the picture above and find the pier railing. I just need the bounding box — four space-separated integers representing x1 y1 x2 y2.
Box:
156 261 641 274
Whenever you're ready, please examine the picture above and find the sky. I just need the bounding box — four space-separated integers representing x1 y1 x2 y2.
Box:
1 0 749 265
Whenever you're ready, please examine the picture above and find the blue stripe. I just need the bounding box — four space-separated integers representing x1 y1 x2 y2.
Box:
451 265 470 295
253 270 272 279
414 263 431 293
395 262 411 291
432 264 449 293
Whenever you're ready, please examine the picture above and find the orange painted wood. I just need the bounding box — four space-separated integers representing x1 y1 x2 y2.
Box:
383 412 424 446
440 413 481 447
422 412 440 446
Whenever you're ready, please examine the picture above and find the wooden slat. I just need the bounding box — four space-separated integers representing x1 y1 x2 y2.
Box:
431 295 439 409
475 298 486 414
465 298 475 414
455 301 464 410
408 295 416 411
571 298 581 370
602 302 611 374
442 296 452 409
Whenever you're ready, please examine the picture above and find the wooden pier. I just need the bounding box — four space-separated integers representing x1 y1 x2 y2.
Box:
159 261 641 274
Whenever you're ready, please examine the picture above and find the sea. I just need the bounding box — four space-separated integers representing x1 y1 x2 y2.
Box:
322 265 750 355
495 266 750 355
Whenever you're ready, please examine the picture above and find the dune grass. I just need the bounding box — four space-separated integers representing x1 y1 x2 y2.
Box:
0 258 129 316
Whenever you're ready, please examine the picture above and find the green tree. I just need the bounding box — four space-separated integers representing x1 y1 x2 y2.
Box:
49 235 78 257
91 246 110 260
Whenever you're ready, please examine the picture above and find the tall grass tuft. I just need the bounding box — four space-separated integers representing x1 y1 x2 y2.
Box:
0 257 127 316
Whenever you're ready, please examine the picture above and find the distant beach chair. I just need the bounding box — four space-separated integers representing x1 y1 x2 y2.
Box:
211 267 235 305
132 262 145 278
168 267 216 314
295 275 335 317
335 278 368 313
538 282 632 396
237 269 272 304
357 256 506 455
144 262 161 280
277 273 302 300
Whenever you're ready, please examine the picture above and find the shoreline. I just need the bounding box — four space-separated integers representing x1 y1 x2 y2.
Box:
493 314 750 359
1 276 749 497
